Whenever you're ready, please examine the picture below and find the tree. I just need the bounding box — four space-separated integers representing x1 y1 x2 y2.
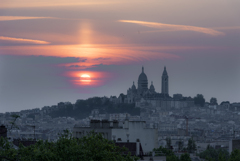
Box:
198 145 229 161
187 138 196 153
210 97 218 105
218 152 227 161
180 153 191 161
153 146 192 161
177 140 184 151
166 137 172 149
167 155 179 161
153 146 174 156
0 130 138 161
0 114 20 161
194 94 205 107
229 149 240 161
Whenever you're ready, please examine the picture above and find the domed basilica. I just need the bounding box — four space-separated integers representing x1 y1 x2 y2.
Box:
127 66 169 104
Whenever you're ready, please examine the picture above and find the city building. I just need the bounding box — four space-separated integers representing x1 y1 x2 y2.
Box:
229 139 240 153
126 66 194 109
72 119 158 153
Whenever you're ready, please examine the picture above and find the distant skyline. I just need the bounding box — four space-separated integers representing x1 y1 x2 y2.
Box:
0 0 240 112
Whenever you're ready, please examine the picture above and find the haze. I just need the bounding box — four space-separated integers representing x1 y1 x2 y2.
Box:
0 0 240 112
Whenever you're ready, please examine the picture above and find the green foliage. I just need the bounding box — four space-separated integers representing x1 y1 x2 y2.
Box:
210 97 218 105
177 140 184 151
194 94 205 107
179 153 191 161
0 136 18 161
195 146 240 161
153 146 175 156
153 146 192 161
228 149 240 161
0 130 138 161
48 97 140 119
154 146 178 161
218 152 227 161
198 145 229 161
187 138 196 153
167 155 179 161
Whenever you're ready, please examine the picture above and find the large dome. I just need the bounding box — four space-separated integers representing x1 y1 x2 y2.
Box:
138 72 148 82
138 67 148 93
138 67 148 82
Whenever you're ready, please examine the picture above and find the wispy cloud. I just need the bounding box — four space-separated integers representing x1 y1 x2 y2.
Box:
0 36 50 44
119 20 224 36
0 16 54 21
0 1 119 8
212 26 240 30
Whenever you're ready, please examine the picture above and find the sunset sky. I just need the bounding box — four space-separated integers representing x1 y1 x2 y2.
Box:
0 0 240 112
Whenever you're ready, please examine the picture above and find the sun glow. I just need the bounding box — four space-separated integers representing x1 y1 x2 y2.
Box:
80 74 91 84
65 71 112 87
81 74 90 78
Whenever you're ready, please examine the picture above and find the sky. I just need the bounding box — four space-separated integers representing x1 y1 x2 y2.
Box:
0 0 240 113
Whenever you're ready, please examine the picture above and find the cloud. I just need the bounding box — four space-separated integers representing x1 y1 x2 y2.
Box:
0 36 50 44
212 26 240 30
0 16 54 21
93 57 111 60
119 20 224 36
69 65 82 68
29 56 86 64
0 1 120 8
0 55 84 65
0 44 203 68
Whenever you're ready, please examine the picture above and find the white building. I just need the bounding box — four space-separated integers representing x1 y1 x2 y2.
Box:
127 67 194 109
72 119 158 153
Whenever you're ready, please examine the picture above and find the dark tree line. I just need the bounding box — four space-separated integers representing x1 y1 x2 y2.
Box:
48 97 140 120
194 94 205 107
0 130 138 161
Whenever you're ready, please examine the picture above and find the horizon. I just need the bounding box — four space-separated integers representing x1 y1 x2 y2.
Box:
0 0 240 113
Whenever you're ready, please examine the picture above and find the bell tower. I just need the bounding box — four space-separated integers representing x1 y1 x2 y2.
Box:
161 66 169 95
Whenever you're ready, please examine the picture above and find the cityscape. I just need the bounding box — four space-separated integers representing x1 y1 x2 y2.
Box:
1 0 240 160
1 66 240 160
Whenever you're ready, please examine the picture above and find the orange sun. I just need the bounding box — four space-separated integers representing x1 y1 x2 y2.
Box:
80 74 91 84
81 74 90 78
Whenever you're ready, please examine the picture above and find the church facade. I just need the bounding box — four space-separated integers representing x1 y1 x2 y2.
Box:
126 66 194 109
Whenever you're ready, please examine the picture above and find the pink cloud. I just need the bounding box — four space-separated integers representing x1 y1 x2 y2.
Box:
0 36 50 44
119 20 225 36
0 16 54 21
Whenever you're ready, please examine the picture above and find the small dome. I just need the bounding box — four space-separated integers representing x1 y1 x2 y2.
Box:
132 81 136 90
150 81 154 89
150 81 155 93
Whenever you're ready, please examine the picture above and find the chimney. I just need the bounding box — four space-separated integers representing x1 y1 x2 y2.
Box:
113 120 119 128
90 120 101 128
102 120 110 128
136 139 140 156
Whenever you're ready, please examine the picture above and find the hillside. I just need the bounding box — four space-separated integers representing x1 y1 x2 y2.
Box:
48 97 140 120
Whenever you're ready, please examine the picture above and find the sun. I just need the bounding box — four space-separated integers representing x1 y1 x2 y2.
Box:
80 74 91 84
81 74 90 78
